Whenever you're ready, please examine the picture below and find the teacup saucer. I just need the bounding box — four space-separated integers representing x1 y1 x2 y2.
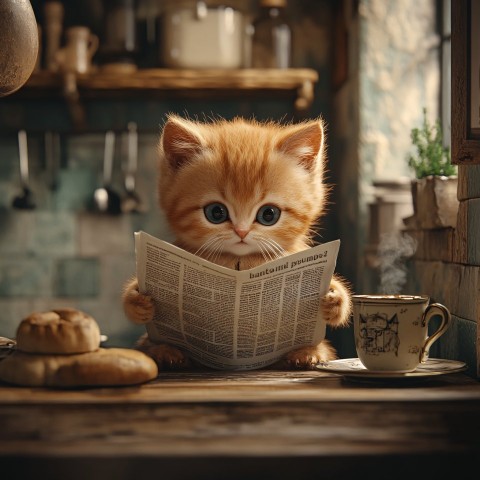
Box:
315 358 467 380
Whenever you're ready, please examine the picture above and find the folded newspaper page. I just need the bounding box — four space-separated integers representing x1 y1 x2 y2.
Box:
135 231 341 370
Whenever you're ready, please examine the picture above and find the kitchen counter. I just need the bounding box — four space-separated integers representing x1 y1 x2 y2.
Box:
1 368 479 480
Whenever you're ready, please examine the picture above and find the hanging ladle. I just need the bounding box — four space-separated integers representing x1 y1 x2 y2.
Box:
12 130 35 209
45 130 60 192
93 130 121 214
121 122 146 213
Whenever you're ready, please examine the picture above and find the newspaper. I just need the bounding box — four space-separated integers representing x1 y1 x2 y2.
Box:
135 230 341 370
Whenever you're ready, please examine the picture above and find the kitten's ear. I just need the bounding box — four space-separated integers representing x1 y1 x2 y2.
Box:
161 115 206 170
276 120 325 171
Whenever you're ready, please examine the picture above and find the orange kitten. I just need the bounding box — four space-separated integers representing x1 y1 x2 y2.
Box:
122 114 352 369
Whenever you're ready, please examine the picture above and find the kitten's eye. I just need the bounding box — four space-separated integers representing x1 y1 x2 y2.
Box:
204 203 229 224
256 205 281 226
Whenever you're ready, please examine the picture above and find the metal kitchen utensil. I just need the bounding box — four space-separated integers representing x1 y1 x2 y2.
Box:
121 122 146 213
93 130 121 214
12 130 36 209
45 131 60 191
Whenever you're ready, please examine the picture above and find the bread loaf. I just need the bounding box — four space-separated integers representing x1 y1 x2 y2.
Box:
0 348 158 387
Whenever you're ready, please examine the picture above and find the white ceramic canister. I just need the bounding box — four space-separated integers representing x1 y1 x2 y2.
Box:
161 0 244 69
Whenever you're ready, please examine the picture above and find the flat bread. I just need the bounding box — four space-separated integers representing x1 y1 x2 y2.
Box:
0 348 158 387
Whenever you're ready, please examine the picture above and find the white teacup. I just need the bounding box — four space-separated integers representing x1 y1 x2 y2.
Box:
55 26 99 74
352 294 451 372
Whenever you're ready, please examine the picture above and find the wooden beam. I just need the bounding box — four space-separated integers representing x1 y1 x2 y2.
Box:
454 199 480 266
458 165 480 200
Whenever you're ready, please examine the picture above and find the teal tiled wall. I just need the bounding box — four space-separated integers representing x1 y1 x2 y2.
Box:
55 258 100 297
0 133 171 346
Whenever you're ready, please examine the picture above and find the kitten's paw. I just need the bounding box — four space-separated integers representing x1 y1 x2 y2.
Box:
284 341 337 370
122 277 154 324
123 288 155 324
144 344 190 370
321 288 345 325
321 278 352 328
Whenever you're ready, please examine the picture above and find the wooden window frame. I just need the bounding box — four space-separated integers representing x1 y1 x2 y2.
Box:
451 0 480 164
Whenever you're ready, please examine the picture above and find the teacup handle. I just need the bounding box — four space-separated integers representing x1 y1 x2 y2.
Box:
88 34 99 59
420 303 451 362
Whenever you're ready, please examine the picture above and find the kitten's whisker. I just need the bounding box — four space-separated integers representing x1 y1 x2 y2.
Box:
260 241 277 262
306 227 321 243
267 238 286 256
211 240 225 264
262 236 285 253
256 238 276 262
256 235 285 257
196 242 214 257
196 234 229 260
195 236 223 256
205 240 223 263
256 241 269 262
201 235 225 264
254 235 285 260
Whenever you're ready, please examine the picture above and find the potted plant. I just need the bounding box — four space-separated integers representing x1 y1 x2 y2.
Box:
407 108 458 229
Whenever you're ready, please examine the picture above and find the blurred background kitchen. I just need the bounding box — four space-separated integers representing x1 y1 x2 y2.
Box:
1 0 477 374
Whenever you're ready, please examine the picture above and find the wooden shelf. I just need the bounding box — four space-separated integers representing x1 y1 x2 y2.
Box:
23 68 318 108
16 68 318 130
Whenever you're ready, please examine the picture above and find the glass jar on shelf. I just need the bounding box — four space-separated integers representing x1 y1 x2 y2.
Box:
250 0 292 69
100 0 138 72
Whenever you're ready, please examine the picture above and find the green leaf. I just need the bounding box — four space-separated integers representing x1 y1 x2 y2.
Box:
406 108 456 179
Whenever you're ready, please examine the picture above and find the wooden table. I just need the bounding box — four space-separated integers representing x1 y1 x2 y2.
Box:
1 369 479 480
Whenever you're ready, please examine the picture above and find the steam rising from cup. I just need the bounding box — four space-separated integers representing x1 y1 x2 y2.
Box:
377 232 417 294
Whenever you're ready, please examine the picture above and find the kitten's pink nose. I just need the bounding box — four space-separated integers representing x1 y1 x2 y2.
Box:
234 227 249 239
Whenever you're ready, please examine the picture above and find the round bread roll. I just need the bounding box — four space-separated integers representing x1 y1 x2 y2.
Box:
16 308 101 354
0 348 158 387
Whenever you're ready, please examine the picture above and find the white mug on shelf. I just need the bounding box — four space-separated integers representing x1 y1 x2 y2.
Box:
54 26 99 74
